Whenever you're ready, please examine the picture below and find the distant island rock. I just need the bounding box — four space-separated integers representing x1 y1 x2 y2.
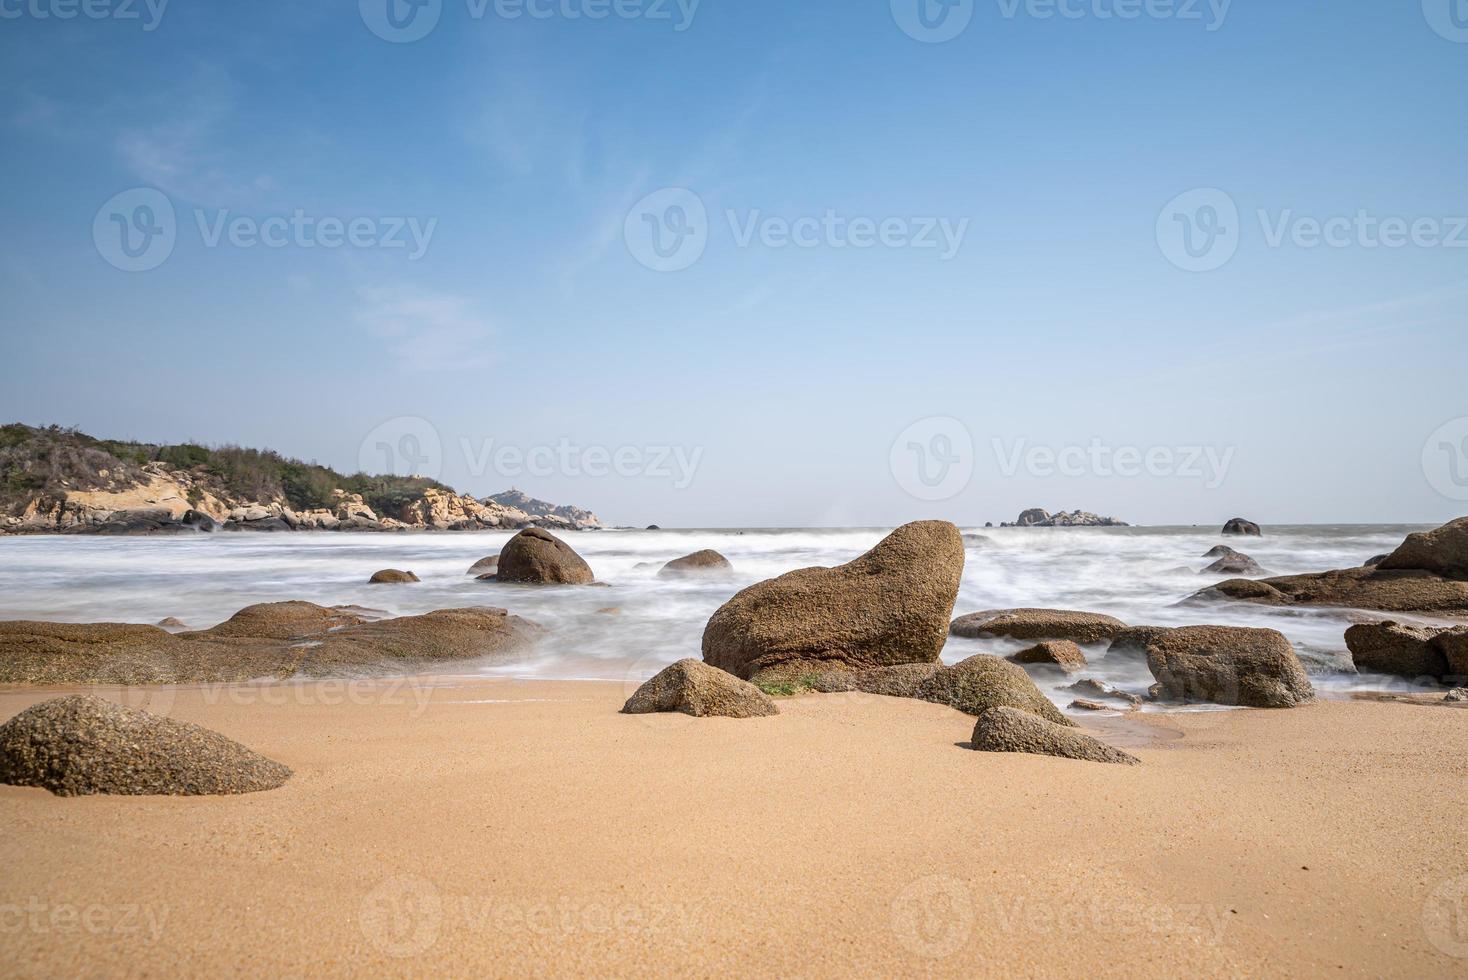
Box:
0 424 602 535
1000 508 1129 528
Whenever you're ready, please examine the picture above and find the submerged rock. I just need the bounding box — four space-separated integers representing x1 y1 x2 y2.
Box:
1143 626 1314 708
970 707 1139 765
0 695 291 796
1064 678 1143 707
1008 640 1088 673
495 528 595 585
622 660 777 718
950 608 1126 645
1203 545 1241 559
1203 553 1265 576
467 554 499 575
702 521 963 680
369 569 419 584
659 550 732 577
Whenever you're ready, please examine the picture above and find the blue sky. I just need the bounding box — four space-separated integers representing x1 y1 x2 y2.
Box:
1 0 1465 527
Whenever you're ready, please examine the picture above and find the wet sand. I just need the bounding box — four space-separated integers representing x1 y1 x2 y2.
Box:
1 679 1465 977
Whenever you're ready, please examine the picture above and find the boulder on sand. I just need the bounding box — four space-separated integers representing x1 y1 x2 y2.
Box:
702 521 963 680
1222 518 1262 536
622 660 777 718
369 569 419 584
1143 626 1314 708
950 608 1126 645
1345 621 1468 682
0 695 291 796
807 663 942 698
659 550 732 578
915 654 1074 726
1007 640 1087 673
495 528 595 585
970 707 1139 765
1376 517 1468 579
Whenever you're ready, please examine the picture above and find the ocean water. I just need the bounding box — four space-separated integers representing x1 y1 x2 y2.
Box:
0 524 1450 708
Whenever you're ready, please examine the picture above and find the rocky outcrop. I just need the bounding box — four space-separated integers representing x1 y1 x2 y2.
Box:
0 602 541 684
1008 640 1087 673
703 521 963 680
970 707 1140 765
914 655 1073 726
1222 518 1262 536
485 488 602 530
0 695 291 796
1143 626 1314 708
621 660 778 718
950 608 1127 645
1376 518 1468 579
494 528 596 585
1002 509 1129 528
1345 622 1468 682
659 550 732 578
369 569 419 584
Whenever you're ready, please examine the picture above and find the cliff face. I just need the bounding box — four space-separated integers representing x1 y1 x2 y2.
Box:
0 426 602 535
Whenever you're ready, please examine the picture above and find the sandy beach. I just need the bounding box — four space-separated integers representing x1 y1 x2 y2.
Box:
2 678 1464 978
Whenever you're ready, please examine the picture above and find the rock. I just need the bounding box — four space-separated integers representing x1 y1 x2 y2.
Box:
1222 518 1262 536
180 509 216 532
1203 545 1240 559
0 603 541 684
0 695 291 796
495 528 595 585
950 608 1126 645
915 654 1073 726
1193 567 1468 615
806 663 942 698
1345 621 1468 681
1446 688 1467 703
369 569 420 584
1105 626 1175 661
970 707 1140 765
621 660 777 718
1069 699 1113 712
702 521 963 680
1364 555 1388 567
1143 626 1314 708
1203 553 1265 576
659 550 732 577
1377 517 1468 579
1008 640 1088 673
1015 508 1050 527
1001 509 1129 528
1064 678 1143 707
646 525 661 530
467 554 499 575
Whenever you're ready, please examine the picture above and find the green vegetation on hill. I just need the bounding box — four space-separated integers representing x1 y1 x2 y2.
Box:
0 424 451 517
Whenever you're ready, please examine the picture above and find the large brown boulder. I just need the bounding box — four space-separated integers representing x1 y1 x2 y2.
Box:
1377 517 1468 579
0 603 541 684
369 569 419 584
1345 622 1468 681
807 663 942 698
1143 626 1314 708
702 521 963 680
0 695 291 796
970 707 1139 766
1222 518 1262 536
1194 567 1468 615
1008 640 1087 673
495 528 594 585
915 654 1074 726
621 660 777 718
658 550 732 578
950 608 1126 645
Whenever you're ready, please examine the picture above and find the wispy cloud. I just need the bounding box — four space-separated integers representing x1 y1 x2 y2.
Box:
355 286 497 372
